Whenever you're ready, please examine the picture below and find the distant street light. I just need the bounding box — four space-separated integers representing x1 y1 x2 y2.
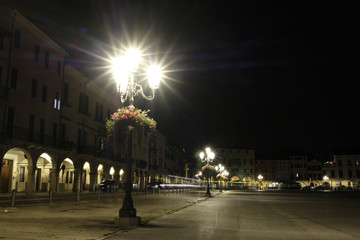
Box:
258 174 264 190
215 164 227 192
323 175 332 190
112 47 162 225
199 147 215 197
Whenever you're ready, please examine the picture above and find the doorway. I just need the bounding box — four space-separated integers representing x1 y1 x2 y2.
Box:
1 159 13 193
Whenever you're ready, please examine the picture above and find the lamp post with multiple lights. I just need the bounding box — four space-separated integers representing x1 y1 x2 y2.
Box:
257 174 264 190
199 147 215 197
215 164 229 191
111 48 162 225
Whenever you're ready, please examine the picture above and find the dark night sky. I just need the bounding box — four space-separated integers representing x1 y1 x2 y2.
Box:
5 0 360 160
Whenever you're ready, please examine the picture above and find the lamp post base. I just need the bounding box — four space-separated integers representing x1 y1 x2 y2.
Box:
114 216 141 226
205 189 212 197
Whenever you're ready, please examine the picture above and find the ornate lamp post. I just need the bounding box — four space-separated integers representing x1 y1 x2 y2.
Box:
199 147 215 197
112 48 162 226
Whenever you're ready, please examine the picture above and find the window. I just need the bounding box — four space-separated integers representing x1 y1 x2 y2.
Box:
54 92 60 110
95 102 104 122
31 79 37 98
10 68 18 89
14 29 21 49
348 170 353 179
42 85 47 103
78 92 89 115
34 44 40 61
28 114 35 141
356 169 360 178
65 171 69 183
39 118 45 144
6 106 14 137
0 35 4 49
95 102 99 120
339 170 343 178
77 129 88 147
57 60 62 76
45 51 50 68
19 166 25 182
62 82 70 106
338 160 342 166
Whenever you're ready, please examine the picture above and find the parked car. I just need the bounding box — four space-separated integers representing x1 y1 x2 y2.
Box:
99 180 118 192
314 185 326 191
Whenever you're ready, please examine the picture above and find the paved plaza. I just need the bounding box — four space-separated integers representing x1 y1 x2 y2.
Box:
1 190 360 240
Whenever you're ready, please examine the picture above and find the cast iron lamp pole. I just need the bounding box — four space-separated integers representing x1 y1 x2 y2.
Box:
199 147 215 197
112 48 162 223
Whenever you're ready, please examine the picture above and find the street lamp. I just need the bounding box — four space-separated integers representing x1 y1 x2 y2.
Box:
112 48 162 225
323 175 331 190
215 164 225 191
112 49 162 107
199 147 215 197
258 174 263 189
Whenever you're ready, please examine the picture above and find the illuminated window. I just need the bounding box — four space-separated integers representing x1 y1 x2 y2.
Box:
54 92 60 110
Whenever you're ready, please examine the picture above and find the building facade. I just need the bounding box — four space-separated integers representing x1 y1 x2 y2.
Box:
0 6 185 194
215 147 255 185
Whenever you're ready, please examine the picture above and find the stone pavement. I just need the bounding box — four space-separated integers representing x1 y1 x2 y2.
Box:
0 189 216 240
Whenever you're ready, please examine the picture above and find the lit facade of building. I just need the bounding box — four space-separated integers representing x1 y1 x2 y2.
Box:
0 6 184 194
215 147 255 184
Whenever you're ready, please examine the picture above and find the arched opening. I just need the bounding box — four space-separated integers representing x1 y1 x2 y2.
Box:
109 166 115 180
1 148 30 193
119 169 124 189
35 153 52 192
97 164 104 186
59 158 74 192
82 162 90 190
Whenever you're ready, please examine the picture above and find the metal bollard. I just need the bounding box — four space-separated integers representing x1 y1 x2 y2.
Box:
97 187 101 201
10 189 16 207
49 190 53 204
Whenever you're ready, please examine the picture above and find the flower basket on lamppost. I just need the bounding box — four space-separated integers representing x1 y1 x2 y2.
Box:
109 48 162 226
199 147 216 197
